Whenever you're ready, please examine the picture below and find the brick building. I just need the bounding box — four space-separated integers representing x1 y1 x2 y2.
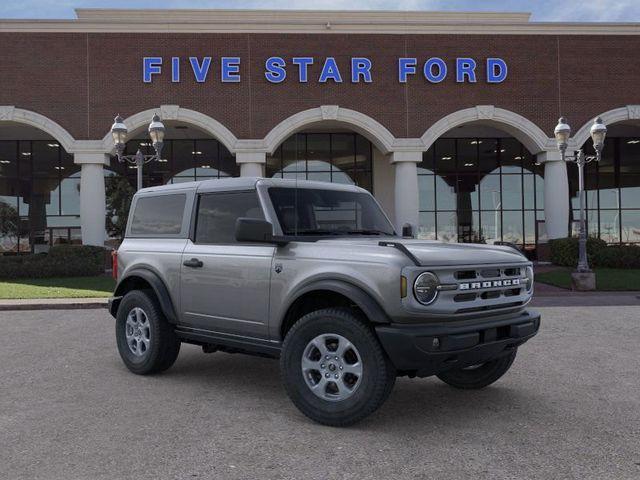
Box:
1 9 639 255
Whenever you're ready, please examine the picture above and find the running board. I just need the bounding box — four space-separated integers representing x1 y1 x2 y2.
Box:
175 325 282 358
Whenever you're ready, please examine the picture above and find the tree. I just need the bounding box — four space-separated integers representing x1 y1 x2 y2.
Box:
0 201 19 231
0 201 20 249
105 175 135 241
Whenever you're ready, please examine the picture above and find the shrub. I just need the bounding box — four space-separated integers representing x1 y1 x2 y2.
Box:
0 245 106 279
550 237 640 268
593 245 640 269
549 237 607 267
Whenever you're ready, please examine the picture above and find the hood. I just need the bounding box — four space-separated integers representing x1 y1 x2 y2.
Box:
313 237 527 266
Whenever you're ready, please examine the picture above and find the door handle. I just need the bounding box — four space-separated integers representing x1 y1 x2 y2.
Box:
183 258 203 268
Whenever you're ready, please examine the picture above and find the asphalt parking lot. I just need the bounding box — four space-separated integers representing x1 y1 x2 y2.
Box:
1 306 639 480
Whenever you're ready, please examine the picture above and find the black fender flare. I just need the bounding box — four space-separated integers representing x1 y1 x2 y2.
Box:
283 279 391 326
110 268 177 323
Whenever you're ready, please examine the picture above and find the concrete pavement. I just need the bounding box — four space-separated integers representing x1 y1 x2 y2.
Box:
0 307 639 479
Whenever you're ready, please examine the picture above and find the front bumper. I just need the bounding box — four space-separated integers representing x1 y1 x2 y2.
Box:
375 309 540 377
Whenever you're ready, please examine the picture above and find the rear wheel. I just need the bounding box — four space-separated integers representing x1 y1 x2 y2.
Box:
436 350 517 389
115 290 181 375
280 308 395 427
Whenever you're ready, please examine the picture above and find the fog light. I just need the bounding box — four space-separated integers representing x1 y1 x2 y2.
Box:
432 337 440 349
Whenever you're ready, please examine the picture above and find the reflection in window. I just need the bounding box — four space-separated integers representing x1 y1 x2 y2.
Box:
113 138 239 186
0 140 80 253
130 194 186 235
195 192 263 244
266 133 373 192
569 137 640 244
418 138 544 249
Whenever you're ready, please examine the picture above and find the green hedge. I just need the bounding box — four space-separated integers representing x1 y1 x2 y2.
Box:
549 237 640 268
593 245 640 269
0 245 106 279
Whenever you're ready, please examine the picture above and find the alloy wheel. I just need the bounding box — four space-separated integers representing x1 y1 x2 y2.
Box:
301 333 363 402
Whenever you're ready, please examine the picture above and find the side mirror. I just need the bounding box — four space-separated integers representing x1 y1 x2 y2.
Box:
235 218 288 245
401 223 414 238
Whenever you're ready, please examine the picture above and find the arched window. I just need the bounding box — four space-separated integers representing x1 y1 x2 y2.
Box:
266 133 373 192
569 135 640 244
418 137 544 253
111 138 239 187
0 139 80 253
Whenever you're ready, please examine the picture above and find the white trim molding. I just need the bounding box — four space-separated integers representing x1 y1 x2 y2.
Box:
0 106 76 153
263 106 397 155
2 9 640 35
100 105 239 154
571 105 640 149
421 105 553 154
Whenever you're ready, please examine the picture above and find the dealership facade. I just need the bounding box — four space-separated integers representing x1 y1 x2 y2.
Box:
1 9 640 255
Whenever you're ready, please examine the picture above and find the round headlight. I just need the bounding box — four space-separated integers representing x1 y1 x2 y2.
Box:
414 272 439 305
525 266 534 292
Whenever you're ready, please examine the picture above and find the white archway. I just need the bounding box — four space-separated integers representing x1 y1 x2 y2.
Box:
100 105 239 154
572 105 640 148
420 105 552 154
0 106 76 152
263 105 396 155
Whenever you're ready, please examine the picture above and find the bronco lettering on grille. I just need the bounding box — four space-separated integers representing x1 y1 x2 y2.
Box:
459 278 521 290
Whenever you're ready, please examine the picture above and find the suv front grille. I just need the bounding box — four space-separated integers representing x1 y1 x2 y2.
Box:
413 263 532 316
452 266 524 305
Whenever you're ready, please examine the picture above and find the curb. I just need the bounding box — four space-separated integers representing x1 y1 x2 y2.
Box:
0 299 108 312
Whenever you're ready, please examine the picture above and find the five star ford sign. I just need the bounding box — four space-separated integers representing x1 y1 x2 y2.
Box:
142 56 508 84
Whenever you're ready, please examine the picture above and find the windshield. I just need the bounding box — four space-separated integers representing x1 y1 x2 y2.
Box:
268 187 396 236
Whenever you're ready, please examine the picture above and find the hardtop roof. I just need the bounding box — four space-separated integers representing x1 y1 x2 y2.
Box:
134 177 367 196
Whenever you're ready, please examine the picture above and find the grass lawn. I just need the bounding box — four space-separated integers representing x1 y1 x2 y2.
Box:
536 268 640 291
0 276 115 299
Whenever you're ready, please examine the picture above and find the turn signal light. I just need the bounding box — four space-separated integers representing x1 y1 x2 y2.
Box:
111 250 118 280
401 276 407 298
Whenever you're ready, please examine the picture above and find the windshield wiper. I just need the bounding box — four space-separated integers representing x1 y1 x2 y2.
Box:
288 229 343 236
345 229 390 235
285 229 392 236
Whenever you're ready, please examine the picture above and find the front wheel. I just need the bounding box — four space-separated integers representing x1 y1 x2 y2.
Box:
436 350 517 389
280 308 396 427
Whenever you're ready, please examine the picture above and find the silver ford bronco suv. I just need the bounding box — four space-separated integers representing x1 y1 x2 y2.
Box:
109 177 540 426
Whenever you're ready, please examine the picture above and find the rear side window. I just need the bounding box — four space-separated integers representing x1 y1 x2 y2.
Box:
130 194 186 235
195 191 264 244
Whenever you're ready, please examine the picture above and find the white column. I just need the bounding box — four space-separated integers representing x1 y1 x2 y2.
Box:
391 151 421 236
75 153 109 246
539 151 569 239
236 151 266 177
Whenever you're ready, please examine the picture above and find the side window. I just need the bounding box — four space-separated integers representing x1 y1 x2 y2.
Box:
195 191 264 244
130 194 186 235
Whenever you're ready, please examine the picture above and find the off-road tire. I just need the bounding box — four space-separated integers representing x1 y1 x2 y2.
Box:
116 290 181 375
280 308 396 427
436 349 517 389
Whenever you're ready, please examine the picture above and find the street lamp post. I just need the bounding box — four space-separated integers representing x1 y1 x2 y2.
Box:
554 116 607 274
110 114 166 191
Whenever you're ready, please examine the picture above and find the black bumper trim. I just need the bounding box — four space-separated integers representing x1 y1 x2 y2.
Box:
375 310 540 377
107 296 122 318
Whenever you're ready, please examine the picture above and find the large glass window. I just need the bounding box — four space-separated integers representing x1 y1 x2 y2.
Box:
417 137 544 251
0 140 81 253
569 136 640 244
266 133 373 192
113 138 239 186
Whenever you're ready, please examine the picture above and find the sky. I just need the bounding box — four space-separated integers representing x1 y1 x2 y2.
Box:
1 0 640 22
